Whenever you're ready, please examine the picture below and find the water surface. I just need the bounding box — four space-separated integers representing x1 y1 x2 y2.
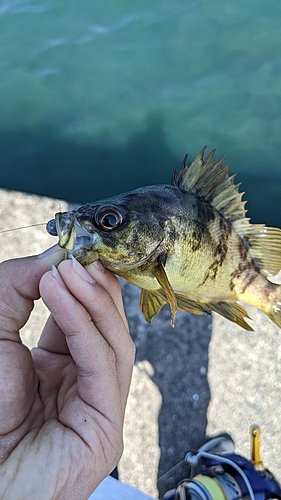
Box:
0 0 280 226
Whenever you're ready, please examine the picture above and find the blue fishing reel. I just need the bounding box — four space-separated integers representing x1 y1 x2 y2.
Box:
163 426 281 500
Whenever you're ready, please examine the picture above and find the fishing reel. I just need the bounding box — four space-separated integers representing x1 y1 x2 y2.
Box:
163 426 281 500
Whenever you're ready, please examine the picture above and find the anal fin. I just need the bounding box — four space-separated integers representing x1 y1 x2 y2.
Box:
207 301 253 331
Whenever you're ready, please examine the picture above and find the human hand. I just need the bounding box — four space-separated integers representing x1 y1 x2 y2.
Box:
0 247 135 500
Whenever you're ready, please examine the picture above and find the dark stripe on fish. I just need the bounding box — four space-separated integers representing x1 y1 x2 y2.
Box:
199 214 232 286
229 239 260 294
190 196 215 252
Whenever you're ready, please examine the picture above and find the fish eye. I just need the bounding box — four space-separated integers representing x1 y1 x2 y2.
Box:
95 207 123 231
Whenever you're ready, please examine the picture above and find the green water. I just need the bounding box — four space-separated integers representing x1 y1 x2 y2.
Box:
0 0 280 227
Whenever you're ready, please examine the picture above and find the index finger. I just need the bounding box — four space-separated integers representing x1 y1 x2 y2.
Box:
85 260 128 329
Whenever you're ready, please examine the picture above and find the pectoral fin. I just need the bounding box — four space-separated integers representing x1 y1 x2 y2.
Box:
153 258 178 327
140 289 166 323
207 301 253 331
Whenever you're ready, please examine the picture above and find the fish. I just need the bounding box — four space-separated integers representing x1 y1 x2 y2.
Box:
46 147 281 331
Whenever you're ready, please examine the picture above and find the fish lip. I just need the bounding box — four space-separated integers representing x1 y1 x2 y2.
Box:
55 212 95 253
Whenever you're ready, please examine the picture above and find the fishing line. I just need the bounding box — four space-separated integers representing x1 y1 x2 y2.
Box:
0 201 62 234
157 458 186 485
0 223 46 234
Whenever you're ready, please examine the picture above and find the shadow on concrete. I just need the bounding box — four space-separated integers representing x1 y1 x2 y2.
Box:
121 280 212 498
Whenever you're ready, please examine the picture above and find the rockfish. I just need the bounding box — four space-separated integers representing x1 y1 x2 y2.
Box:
46 148 281 330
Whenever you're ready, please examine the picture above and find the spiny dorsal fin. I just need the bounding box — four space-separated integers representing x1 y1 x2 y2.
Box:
172 147 281 278
171 147 248 226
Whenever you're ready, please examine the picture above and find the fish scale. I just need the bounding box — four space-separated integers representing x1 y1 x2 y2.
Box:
46 147 281 331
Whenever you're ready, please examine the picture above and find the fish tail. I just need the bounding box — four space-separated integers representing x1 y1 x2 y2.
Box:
265 285 281 329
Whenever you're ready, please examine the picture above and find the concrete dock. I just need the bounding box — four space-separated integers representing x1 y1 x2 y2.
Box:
1 188 280 498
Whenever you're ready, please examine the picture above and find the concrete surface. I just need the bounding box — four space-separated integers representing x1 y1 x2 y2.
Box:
1 188 281 498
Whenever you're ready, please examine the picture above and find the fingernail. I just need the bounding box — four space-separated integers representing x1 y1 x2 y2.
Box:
71 255 95 284
92 259 105 272
51 264 67 288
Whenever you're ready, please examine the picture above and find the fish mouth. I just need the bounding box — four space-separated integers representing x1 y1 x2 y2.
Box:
53 212 99 262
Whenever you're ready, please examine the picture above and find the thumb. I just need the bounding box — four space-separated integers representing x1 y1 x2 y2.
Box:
0 246 65 339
